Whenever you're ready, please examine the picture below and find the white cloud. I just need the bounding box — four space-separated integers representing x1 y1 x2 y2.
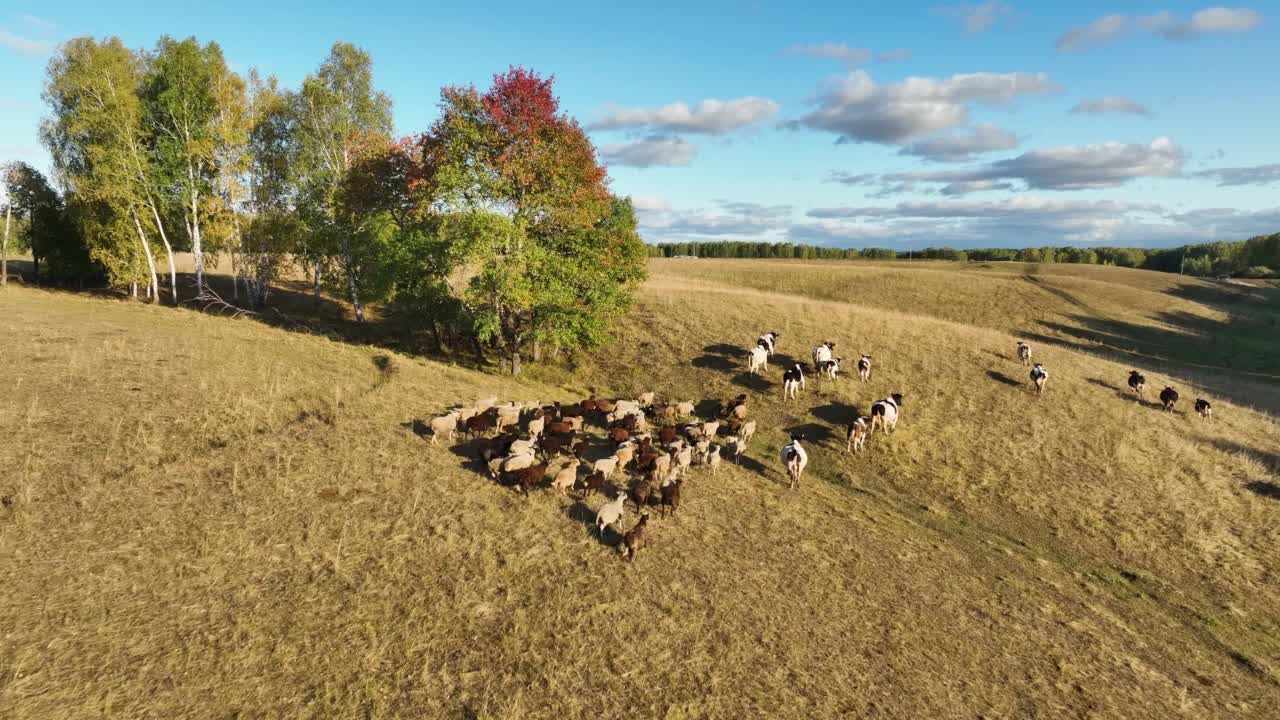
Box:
882 137 1185 191
1190 163 1280 186
937 1 1014 32
898 123 1020 162
18 14 55 30
786 70 1055 144
784 43 871 65
1057 7 1262 51
1068 96 1152 116
0 28 52 56
600 136 696 168
589 97 780 135
638 199 792 241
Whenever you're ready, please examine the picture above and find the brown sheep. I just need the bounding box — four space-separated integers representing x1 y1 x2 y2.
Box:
608 427 631 445
621 513 649 561
465 413 495 438
660 478 681 517
629 475 655 510
511 462 548 497
582 470 606 497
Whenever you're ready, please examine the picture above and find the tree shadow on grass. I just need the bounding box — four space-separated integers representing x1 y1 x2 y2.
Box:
731 372 772 393
1085 378 1163 409
1203 438 1280 473
1246 482 1280 501
985 370 1022 388
691 354 738 372
703 343 744 356
811 401 860 427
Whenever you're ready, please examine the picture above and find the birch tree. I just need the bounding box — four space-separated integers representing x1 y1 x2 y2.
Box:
143 36 225 297
291 42 393 322
42 37 162 299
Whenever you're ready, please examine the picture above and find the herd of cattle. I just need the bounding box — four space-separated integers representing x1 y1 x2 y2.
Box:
425 330 1214 560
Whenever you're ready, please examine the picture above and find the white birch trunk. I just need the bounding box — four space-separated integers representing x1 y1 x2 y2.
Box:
2 202 9 288
132 282 138 298
148 202 178 305
133 210 161 305
188 162 204 294
342 237 364 323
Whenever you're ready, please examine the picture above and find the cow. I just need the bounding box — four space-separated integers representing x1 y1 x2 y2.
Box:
747 345 769 374
1128 370 1146 398
845 417 869 454
813 341 835 368
869 393 903 435
782 363 805 400
817 357 842 381
857 354 872 383
1194 398 1212 420
1160 386 1179 413
779 434 809 491
1016 341 1031 366
757 331 780 356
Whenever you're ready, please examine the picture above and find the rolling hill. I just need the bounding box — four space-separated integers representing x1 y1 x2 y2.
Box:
2 259 1278 718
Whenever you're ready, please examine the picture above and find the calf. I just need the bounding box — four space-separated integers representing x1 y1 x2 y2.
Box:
857 354 872 383
782 363 805 400
1128 370 1145 398
757 331 780 356
1160 386 1179 413
1030 363 1048 396
1194 398 1212 420
845 416 869 454
748 345 768 375
780 434 809 491
869 393 903 435
1016 341 1031 365
818 357 842 381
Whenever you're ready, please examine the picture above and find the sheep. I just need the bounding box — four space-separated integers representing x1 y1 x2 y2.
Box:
537 434 571 460
582 470 606 497
1128 370 1146 398
613 442 637 470
726 394 749 420
1160 386 1179 413
512 462 548 497
747 345 769 374
550 460 580 495
722 435 744 464
783 363 805 400
674 445 693 477
614 399 641 416
701 420 721 439
845 416 869 454
813 341 835 368
780 434 809 491
739 420 757 447
649 403 677 422
596 493 627 536
1030 363 1048 396
707 444 723 475
629 475 655 510
428 411 460 445
637 391 656 407
757 331 780 356
869 393 903 435
457 406 480 425
607 427 631 446
546 420 574 437
1195 398 1212 420
495 404 521 433
465 412 496 438
660 478 681 516
857 355 872 383
620 513 649 561
508 437 537 456
479 433 519 463
476 396 499 411
676 400 696 418
526 415 546 438
499 450 538 475
657 426 678 447
1016 341 1031 366
593 455 621 479
652 452 673 478
693 438 712 465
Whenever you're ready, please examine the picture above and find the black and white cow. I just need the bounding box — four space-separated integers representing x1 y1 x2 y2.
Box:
782 363 805 400
857 354 872 383
1030 363 1048 395
812 341 835 369
869 393 903 435
779 434 809 490
1128 370 1146 398
1016 341 1031 365
1194 398 1212 420
757 331 780 356
1159 386 1179 413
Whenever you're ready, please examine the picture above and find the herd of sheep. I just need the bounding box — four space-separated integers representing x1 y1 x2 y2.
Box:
424 331 1214 560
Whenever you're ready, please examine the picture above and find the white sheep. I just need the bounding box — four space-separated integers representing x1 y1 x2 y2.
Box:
739 420 757 447
595 493 627 536
495 404 521 432
526 416 545 437
676 400 695 418
674 445 693 477
780 435 809 490
429 411 460 445
508 437 537 456
593 455 620 479
707 444 723 475
551 460 580 495
637 391 656 407
701 420 720 439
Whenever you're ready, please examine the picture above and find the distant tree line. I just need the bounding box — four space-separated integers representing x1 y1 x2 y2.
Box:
647 235 1280 278
5 36 647 374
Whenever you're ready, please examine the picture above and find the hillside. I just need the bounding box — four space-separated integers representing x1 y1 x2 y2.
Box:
2 263 1279 719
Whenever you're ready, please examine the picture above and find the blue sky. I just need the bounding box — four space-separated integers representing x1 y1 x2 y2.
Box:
2 1 1278 248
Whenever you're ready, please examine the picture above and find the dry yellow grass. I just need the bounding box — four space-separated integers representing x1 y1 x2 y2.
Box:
2 260 1279 718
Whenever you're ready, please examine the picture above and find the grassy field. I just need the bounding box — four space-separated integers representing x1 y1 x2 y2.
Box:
2 259 1279 718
